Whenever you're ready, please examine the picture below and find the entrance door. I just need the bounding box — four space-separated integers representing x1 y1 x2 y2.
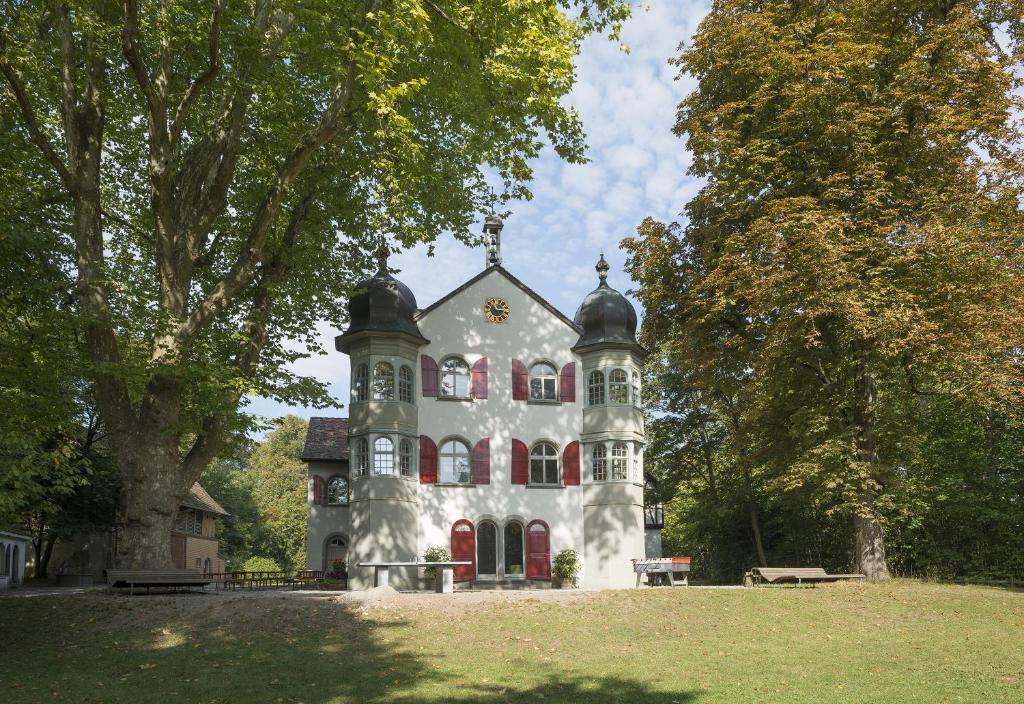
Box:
325 536 348 572
170 534 186 569
477 521 498 578
451 519 476 582
504 521 525 577
525 520 551 580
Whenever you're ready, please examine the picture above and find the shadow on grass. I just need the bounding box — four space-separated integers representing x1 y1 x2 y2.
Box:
0 591 702 704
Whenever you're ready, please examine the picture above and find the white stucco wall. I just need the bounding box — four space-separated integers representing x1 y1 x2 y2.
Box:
306 461 352 572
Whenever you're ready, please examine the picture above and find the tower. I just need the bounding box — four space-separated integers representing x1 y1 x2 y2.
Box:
335 262 428 590
572 253 648 589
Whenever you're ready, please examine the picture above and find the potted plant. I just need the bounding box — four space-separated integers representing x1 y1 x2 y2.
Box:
318 558 348 590
422 546 451 589
552 548 581 588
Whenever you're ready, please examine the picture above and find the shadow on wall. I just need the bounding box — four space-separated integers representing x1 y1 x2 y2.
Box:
2 592 700 704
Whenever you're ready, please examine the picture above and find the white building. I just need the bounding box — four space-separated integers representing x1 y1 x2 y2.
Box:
0 530 30 590
304 218 654 589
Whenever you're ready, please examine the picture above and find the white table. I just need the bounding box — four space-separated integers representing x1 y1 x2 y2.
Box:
357 561 472 593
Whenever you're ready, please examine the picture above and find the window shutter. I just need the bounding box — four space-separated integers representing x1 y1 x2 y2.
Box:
471 357 489 399
563 441 580 485
511 439 528 485
419 435 438 484
471 438 490 484
559 362 576 403
512 359 528 401
312 475 326 505
421 355 439 397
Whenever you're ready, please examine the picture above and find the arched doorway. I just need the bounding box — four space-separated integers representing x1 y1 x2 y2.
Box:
450 520 476 582
526 520 551 580
477 520 498 578
504 521 525 578
324 535 348 572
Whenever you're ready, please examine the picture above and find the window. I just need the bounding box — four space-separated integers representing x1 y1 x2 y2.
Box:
440 357 470 397
530 442 559 484
592 444 607 482
327 476 349 505
611 442 628 481
439 439 471 483
399 439 413 477
353 364 368 402
174 509 202 535
587 370 605 406
609 368 629 404
373 361 395 400
529 362 557 401
374 436 395 475
354 437 369 476
399 365 413 403
632 371 640 407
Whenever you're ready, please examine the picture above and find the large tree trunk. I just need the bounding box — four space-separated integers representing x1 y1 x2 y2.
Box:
852 340 891 581
743 468 768 567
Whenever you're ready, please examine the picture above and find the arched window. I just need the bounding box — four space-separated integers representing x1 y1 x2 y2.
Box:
373 361 395 400
399 365 413 403
609 368 629 404
353 364 368 402
439 439 471 484
440 357 470 397
327 476 349 505
374 436 395 475
354 437 369 476
529 362 557 401
399 439 413 477
611 442 628 481
592 444 608 482
587 370 605 406
632 371 641 407
530 442 559 485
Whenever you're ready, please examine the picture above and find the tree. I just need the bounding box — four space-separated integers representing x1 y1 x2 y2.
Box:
0 0 630 567
627 1 1024 579
247 415 309 570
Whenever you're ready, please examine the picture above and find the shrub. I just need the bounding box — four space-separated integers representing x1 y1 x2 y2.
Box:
326 558 347 580
552 548 581 584
422 546 451 578
240 556 281 573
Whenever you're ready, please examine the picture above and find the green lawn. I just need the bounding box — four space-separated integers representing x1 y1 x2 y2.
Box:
1 580 1021 703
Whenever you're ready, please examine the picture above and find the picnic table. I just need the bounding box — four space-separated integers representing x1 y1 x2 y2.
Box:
632 558 691 588
106 569 212 595
357 561 472 593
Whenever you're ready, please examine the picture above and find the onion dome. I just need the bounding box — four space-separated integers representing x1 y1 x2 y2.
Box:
572 253 643 354
335 263 427 353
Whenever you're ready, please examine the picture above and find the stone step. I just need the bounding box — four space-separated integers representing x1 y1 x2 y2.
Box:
455 578 552 591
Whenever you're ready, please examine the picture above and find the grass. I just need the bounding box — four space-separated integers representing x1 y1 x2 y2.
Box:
1 580 1022 703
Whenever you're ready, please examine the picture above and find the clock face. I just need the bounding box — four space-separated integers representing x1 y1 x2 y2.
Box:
484 297 511 323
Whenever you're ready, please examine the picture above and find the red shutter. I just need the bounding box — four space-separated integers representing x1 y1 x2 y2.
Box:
451 520 476 582
419 435 438 484
563 441 580 486
559 362 576 403
526 520 551 580
472 438 490 484
512 359 528 401
421 355 438 397
511 439 528 485
471 357 488 399
312 475 326 505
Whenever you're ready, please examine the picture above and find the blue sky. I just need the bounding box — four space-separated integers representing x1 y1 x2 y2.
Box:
246 1 711 426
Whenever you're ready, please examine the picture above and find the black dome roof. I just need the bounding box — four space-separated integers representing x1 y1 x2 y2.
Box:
335 269 426 352
572 254 641 352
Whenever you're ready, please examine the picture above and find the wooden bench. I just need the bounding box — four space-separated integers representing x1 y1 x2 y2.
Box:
357 561 472 593
106 569 212 595
745 567 865 587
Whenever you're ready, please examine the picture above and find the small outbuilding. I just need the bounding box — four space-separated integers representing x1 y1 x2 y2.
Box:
0 530 31 589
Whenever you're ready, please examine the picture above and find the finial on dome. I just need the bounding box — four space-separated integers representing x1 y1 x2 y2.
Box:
596 251 610 286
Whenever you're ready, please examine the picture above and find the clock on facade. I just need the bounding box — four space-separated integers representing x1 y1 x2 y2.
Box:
484 297 510 323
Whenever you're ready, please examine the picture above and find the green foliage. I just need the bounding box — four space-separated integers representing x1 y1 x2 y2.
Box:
626 1 1024 580
551 548 580 582
239 556 281 573
198 446 261 567
248 416 310 571
422 545 451 578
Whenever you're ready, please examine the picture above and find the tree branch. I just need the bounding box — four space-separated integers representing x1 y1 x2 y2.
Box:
171 2 222 147
121 0 169 145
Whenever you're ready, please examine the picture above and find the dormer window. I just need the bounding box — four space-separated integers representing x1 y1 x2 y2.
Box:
529 363 557 401
440 357 470 397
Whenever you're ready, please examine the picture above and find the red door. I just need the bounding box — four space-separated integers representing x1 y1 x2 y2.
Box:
450 520 476 582
526 520 551 580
